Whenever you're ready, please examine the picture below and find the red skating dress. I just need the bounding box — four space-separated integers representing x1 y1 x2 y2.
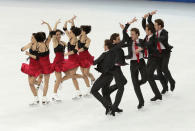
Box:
21 49 42 77
78 40 94 68
52 43 65 72
62 42 79 72
38 48 53 75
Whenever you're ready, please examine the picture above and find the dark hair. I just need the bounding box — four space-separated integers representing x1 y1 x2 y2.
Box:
155 19 164 28
56 29 64 35
104 39 113 49
32 33 36 37
80 25 91 34
131 28 140 36
146 24 155 34
110 33 119 42
33 32 46 42
71 26 81 36
39 32 46 40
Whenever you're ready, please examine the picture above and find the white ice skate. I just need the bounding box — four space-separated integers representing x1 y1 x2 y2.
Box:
83 87 92 98
72 90 82 100
29 96 39 106
42 96 50 105
91 79 95 86
52 93 62 102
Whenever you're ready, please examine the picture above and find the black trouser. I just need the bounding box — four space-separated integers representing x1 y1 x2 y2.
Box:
108 66 127 110
130 59 147 104
91 73 113 109
156 50 175 90
101 76 114 105
147 56 162 97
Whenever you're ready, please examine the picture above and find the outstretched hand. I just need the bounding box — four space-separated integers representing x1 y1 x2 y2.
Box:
56 19 61 24
41 20 48 25
150 10 157 15
68 15 77 23
128 17 137 24
119 23 125 30
71 15 77 21
143 13 149 19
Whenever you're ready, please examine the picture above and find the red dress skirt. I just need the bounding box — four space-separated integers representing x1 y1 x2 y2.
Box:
21 58 42 77
52 52 64 72
39 55 53 74
62 54 79 72
78 50 94 68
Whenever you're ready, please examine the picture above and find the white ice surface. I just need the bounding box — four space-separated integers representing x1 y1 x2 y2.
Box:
0 0 195 131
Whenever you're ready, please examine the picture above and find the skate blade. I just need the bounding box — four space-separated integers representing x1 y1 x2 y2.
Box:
72 96 82 100
52 98 62 103
29 102 39 107
42 101 50 105
91 80 95 86
83 94 92 98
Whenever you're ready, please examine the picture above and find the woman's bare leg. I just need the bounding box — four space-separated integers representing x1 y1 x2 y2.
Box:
37 74 43 85
61 68 83 82
43 74 50 96
80 67 90 88
70 68 80 90
54 72 62 93
28 75 37 96
85 67 95 81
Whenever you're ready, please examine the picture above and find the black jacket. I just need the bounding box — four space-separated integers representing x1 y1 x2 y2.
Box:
143 35 160 57
109 41 128 66
122 23 145 59
94 51 115 74
142 18 160 57
147 15 173 51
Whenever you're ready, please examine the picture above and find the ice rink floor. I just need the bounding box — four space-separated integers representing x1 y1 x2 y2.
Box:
0 0 195 131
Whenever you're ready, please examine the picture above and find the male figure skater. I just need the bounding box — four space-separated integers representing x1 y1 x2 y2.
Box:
147 10 176 94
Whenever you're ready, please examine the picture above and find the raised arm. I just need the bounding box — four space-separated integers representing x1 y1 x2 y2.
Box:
41 20 52 32
120 22 130 44
123 17 137 40
119 17 137 48
120 23 132 48
142 13 149 30
68 15 76 27
63 16 77 39
147 10 157 28
41 21 53 47
63 21 71 39
123 23 130 33
51 19 61 47
53 19 61 31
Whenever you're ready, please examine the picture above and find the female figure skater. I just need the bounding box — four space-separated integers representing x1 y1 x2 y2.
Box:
78 25 95 94
51 19 84 101
37 22 53 104
21 33 42 105
62 17 85 100
50 19 66 101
